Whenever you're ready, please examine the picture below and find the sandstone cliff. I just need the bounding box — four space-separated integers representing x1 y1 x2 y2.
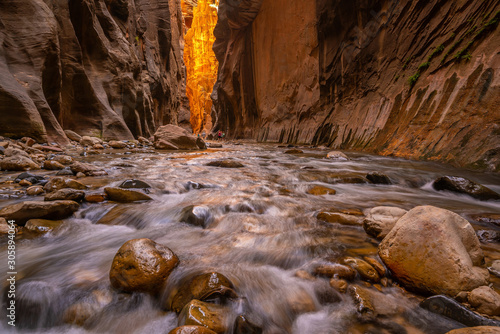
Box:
212 0 500 171
0 0 187 143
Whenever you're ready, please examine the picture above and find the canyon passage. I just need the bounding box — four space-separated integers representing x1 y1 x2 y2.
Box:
1 0 500 333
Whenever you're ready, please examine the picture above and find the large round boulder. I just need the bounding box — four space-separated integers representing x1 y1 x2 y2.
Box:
109 238 179 294
378 206 489 296
154 125 206 150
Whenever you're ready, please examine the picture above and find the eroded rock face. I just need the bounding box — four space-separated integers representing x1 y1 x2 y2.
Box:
0 0 187 143
212 0 500 171
378 206 489 296
109 238 179 293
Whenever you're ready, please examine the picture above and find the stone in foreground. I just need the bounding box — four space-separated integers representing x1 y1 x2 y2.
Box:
0 201 79 225
109 238 179 294
378 206 489 296
104 187 152 202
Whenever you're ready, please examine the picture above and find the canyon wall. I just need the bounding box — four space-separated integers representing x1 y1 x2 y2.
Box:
212 0 500 171
0 0 187 143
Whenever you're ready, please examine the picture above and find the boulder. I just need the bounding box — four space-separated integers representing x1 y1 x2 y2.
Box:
64 130 82 142
118 179 151 189
433 176 500 201
205 160 244 168
26 186 44 196
25 219 64 233
45 188 85 202
43 160 65 170
109 238 179 293
70 161 107 176
5 147 30 157
446 327 500 334
80 136 101 146
43 177 87 192
104 187 152 202
307 185 336 195
154 125 205 150
138 136 152 145
178 300 229 334
0 156 40 171
168 272 236 313
196 137 207 150
0 200 79 225
468 286 500 316
53 155 73 165
168 326 217 334
363 206 408 240
378 206 489 296
326 151 349 160
366 172 392 185
109 140 127 149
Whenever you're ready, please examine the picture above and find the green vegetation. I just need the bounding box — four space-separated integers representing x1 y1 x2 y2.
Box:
427 44 445 61
418 62 430 71
408 72 420 88
461 53 472 61
402 56 413 70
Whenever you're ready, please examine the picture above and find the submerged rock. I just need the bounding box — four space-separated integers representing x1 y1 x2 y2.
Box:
25 219 63 233
379 206 489 296
109 238 179 294
317 211 361 225
234 315 263 334
178 300 229 334
363 206 407 240
307 185 336 195
313 264 356 281
180 205 213 228
104 187 152 202
205 160 244 168
326 151 349 160
366 172 392 185
119 179 151 189
433 176 500 201
285 149 303 154
0 200 79 225
168 326 217 334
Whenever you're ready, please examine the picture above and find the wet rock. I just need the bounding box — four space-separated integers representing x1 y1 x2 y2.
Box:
285 149 303 154
326 151 349 160
93 143 104 150
178 300 229 334
53 155 73 165
363 206 408 240
313 263 356 280
206 160 244 168
109 140 127 149
317 211 361 225
468 286 500 316
26 186 44 196
379 206 489 296
234 315 263 334
43 177 87 192
40 145 63 153
169 272 236 313
76 172 86 178
208 143 222 148
15 172 45 185
104 187 152 203
433 176 500 201
0 200 79 225
119 179 151 189
56 167 74 176
19 179 32 187
45 188 85 202
342 257 380 283
420 295 500 327
63 302 99 326
154 125 205 150
488 260 500 278
184 181 213 191
330 278 348 293
22 137 36 146
196 137 207 150
70 161 107 176
349 285 401 321
307 185 336 195
477 230 500 243
180 205 213 228
168 326 217 334
5 147 30 157
15 280 62 328
366 172 392 185
85 192 107 203
109 238 179 294
446 327 500 334
363 257 386 277
80 136 101 146
25 219 63 233
138 136 152 145
43 160 65 170
64 130 82 142
0 156 40 171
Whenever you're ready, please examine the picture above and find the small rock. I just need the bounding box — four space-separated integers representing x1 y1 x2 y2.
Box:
468 286 500 316
206 160 244 168
285 149 303 154
43 160 65 170
208 143 222 148
295 270 316 281
53 155 73 165
0 200 79 225
76 172 86 178
109 140 127 149
5 147 30 158
80 136 101 146
63 302 99 326
43 177 87 192
70 161 107 176
0 156 40 171
363 257 386 277
15 172 45 184
366 172 392 185
326 151 349 160
180 205 213 228
118 179 151 189
109 238 179 293
471 213 500 227
93 144 104 150
22 137 36 146
26 186 44 196
138 136 152 145
313 264 356 280
85 192 107 203
307 185 336 195
56 168 74 176
330 278 348 293
45 188 85 202
64 130 82 142
342 257 380 283
25 219 63 233
168 326 217 334
0 141 10 149
317 211 360 225
446 327 500 334
0 218 10 234
40 145 63 153
433 176 500 201
363 206 407 240
178 300 229 334
19 179 32 187
104 187 152 203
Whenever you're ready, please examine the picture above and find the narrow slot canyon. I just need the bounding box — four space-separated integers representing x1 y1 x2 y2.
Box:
182 0 219 134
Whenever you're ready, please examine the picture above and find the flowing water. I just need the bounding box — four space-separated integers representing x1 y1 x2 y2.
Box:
1 143 500 333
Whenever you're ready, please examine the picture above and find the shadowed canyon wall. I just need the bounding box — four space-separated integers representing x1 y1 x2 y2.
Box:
212 0 500 171
0 0 187 143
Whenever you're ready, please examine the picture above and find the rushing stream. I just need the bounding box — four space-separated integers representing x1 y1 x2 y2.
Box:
1 143 500 333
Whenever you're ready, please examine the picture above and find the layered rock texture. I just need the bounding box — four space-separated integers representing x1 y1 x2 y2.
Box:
212 0 500 171
0 0 187 143
184 0 219 134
